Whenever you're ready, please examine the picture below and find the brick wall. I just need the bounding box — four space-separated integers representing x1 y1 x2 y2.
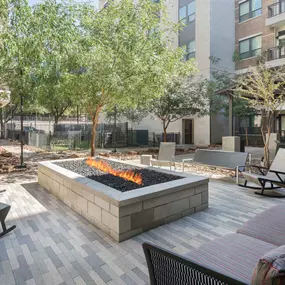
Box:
235 0 275 70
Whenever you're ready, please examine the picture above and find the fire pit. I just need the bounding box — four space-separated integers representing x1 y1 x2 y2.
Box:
38 157 209 242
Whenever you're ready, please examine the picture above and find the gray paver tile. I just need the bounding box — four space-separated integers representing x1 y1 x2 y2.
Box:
0 180 284 285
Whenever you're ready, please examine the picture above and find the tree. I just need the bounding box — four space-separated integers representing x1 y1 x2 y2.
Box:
209 56 256 145
0 0 41 109
36 65 77 123
0 0 81 123
75 0 193 156
232 97 256 146
209 56 235 114
150 76 209 142
105 105 149 127
0 0 37 143
234 63 285 168
32 0 82 123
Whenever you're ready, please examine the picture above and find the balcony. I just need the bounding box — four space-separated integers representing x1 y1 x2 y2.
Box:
185 52 195 60
266 46 285 68
266 1 285 27
267 46 285 60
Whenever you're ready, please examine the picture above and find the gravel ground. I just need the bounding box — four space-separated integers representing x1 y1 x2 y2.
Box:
55 158 182 192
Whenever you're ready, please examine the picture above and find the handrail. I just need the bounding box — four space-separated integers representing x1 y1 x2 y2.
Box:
267 45 285 61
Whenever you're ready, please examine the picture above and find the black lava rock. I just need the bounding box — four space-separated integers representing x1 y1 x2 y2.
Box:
54 158 182 192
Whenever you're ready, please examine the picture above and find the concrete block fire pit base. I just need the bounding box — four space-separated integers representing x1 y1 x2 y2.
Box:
38 158 209 242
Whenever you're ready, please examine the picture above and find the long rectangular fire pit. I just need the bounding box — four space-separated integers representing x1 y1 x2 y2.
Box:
38 157 209 242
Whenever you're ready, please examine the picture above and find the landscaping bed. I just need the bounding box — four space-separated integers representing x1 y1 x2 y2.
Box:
0 146 21 173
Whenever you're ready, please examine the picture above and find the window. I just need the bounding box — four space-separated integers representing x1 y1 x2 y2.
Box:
186 40 196 59
239 35 262 59
188 1 196 22
179 6 187 23
240 1 250 21
179 1 195 24
251 0 262 17
239 0 262 22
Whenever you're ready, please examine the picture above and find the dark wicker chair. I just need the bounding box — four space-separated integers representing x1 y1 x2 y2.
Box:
143 243 248 285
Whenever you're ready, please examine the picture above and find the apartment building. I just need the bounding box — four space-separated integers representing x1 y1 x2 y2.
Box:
99 0 236 146
235 0 285 138
174 0 235 145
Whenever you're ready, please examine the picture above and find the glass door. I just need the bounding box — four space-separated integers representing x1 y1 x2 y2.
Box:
281 115 285 138
277 31 285 58
184 119 194 144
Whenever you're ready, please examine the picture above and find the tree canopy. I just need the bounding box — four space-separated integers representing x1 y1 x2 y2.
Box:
150 75 210 141
74 0 195 155
0 0 197 155
0 0 82 118
234 63 285 166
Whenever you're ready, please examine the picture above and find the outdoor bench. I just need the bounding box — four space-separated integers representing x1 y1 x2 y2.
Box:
182 149 251 175
143 204 285 285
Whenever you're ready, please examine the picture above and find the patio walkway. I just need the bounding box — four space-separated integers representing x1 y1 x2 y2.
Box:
0 180 284 285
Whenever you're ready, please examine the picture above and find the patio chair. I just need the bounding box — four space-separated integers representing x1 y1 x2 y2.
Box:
150 142 176 170
237 148 285 197
0 202 16 238
143 242 247 285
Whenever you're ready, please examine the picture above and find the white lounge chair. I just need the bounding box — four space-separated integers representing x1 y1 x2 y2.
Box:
237 148 285 197
150 142 176 170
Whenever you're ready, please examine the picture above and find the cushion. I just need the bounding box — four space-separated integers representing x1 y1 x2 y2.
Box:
242 172 282 186
237 205 285 246
186 233 276 284
251 246 285 285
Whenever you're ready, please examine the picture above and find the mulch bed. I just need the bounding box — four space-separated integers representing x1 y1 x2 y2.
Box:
0 147 21 173
98 145 222 161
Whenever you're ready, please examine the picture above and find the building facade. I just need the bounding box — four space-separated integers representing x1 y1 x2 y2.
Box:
235 0 285 138
99 0 236 146
166 0 236 145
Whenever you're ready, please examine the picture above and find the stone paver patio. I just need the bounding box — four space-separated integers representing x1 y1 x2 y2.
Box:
0 178 284 285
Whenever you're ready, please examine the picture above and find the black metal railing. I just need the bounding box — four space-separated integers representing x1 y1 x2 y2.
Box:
268 0 285 18
267 45 285 61
186 52 195 60
239 48 262 60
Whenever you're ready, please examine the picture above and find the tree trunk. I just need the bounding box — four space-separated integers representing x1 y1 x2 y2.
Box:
260 110 271 169
264 143 270 168
77 105 79 124
90 106 102 157
163 120 167 142
245 126 249 146
0 109 4 139
54 116 59 124
264 126 271 169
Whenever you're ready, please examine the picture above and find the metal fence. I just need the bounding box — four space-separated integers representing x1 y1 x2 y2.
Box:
128 130 149 146
6 121 181 150
53 122 129 149
7 130 52 150
149 132 180 147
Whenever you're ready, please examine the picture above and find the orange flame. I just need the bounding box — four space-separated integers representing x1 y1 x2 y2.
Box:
86 158 143 185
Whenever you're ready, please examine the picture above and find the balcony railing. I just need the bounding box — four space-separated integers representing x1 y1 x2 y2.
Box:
267 46 285 61
268 0 285 18
185 52 195 60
